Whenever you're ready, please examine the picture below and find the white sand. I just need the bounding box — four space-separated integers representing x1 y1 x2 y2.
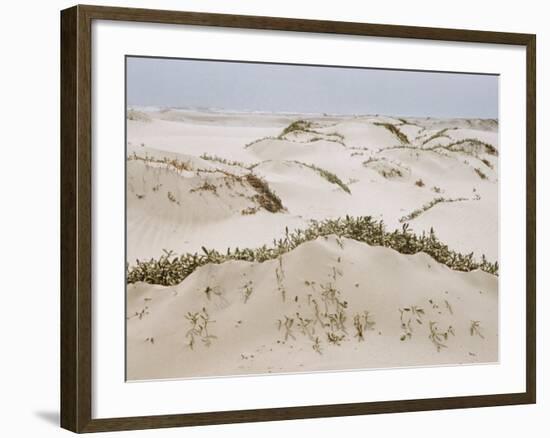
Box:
126 108 499 380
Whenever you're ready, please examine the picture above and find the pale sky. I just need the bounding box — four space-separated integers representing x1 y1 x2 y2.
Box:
126 56 498 118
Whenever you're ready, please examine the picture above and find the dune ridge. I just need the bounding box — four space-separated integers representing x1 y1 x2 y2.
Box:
127 236 497 380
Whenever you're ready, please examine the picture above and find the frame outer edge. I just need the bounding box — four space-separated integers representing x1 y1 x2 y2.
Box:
60 5 79 433
60 4 537 432
77 3 94 432
525 34 536 403
61 4 94 433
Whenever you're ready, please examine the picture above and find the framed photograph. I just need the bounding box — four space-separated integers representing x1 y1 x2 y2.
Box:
60 4 536 433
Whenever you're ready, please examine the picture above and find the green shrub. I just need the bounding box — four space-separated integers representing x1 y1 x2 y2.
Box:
127 216 498 286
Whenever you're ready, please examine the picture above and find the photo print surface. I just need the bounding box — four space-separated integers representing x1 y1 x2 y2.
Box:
125 56 499 381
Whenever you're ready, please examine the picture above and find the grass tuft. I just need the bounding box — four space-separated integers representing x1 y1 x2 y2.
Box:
190 181 218 195
279 120 314 138
245 174 285 213
480 158 493 169
244 136 278 148
421 128 453 146
373 122 410 144
470 320 485 339
474 168 488 180
399 197 469 222
293 161 351 194
439 138 498 156
277 120 346 146
200 153 251 169
185 307 216 349
128 152 193 172
363 157 409 179
428 321 454 352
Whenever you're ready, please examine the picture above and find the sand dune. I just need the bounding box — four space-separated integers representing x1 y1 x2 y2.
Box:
127 236 497 380
126 108 499 380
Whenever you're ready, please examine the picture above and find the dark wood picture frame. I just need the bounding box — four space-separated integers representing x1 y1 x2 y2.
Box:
60 4 536 433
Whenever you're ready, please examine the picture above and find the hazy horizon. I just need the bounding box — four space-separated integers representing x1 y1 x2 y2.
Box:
127 57 499 119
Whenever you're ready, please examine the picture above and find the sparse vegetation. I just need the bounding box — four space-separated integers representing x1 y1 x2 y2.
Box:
277 120 346 146
384 136 498 160
326 131 345 141
279 120 313 138
200 153 250 169
384 168 405 178
127 306 149 321
245 173 285 213
242 280 254 303
127 215 499 287
320 282 348 321
363 157 409 179
327 332 345 345
190 181 218 194
470 320 485 339
295 312 315 340
481 158 493 169
244 136 278 148
397 118 423 129
421 128 453 146
373 122 410 144
434 138 498 156
185 307 216 349
353 311 376 341
399 306 425 341
293 161 351 194
307 134 346 146
428 321 454 352
241 206 259 216
173 167 284 213
474 168 488 180
312 337 322 354
399 196 469 222
167 191 179 204
415 179 425 187
128 152 193 173
461 139 498 156
277 316 296 341
203 285 222 301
